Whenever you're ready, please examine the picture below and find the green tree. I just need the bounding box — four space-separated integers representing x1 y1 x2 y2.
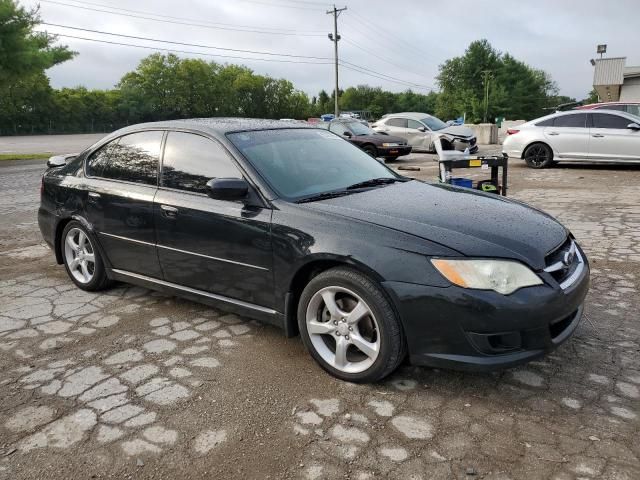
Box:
436 39 557 122
0 0 75 85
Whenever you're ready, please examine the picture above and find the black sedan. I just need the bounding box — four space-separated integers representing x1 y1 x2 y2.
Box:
39 118 589 383
319 119 412 160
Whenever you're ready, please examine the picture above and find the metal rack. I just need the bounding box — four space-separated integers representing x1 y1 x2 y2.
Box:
438 153 509 197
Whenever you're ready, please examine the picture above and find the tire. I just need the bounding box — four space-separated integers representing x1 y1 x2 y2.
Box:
297 267 406 383
61 220 112 291
362 145 377 158
524 143 555 168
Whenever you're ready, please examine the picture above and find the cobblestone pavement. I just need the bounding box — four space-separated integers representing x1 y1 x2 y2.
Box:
0 155 639 479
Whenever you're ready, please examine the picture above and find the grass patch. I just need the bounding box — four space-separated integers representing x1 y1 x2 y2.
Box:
0 153 53 161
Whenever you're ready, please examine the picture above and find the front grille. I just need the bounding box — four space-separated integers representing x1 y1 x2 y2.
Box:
544 238 582 287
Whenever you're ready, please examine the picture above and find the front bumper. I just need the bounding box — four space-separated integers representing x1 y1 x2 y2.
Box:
382 256 589 372
378 145 412 157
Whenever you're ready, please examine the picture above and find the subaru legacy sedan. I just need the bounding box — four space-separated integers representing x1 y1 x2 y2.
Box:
39 118 589 383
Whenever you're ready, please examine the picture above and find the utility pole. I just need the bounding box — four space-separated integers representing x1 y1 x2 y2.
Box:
327 5 347 118
481 70 492 123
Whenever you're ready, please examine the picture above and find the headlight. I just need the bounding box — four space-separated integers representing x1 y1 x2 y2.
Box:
382 142 400 147
431 259 543 295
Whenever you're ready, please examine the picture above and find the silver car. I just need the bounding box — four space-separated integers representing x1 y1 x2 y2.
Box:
503 109 640 168
372 112 478 153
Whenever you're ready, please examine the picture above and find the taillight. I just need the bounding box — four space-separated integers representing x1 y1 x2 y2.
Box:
506 129 520 135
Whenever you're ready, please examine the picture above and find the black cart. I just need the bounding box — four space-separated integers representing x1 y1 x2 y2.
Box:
438 153 509 197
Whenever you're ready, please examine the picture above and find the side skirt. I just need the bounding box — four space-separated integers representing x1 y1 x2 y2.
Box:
110 268 284 328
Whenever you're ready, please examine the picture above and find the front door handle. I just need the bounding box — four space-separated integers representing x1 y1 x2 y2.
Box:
548 132 560 136
160 204 178 218
88 191 101 199
592 133 605 138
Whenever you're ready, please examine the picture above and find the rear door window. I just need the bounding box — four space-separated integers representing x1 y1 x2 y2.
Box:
591 113 633 129
99 131 163 185
386 117 408 128
553 114 586 128
161 132 242 194
86 139 118 177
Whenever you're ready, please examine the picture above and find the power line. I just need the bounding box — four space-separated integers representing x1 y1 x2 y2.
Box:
42 33 334 65
42 23 332 60
234 0 329 10
339 62 432 91
342 38 432 83
38 0 326 36
58 0 327 33
340 59 432 90
348 9 433 60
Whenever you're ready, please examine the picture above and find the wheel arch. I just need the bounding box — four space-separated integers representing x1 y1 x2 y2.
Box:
54 215 96 265
283 255 385 337
521 140 554 160
360 143 377 155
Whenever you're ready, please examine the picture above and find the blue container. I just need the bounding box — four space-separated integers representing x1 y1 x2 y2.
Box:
450 177 473 188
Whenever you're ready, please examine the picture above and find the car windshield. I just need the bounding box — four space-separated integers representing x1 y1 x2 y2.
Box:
345 122 373 135
227 129 397 200
421 116 447 131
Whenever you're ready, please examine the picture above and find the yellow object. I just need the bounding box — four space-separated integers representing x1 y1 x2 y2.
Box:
469 159 481 167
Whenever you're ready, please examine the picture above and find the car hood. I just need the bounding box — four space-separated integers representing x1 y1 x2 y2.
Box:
354 133 408 144
438 125 475 139
303 181 567 270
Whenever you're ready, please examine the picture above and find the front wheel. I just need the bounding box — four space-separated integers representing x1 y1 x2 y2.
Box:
362 145 378 158
524 143 554 168
62 221 112 291
298 267 406 383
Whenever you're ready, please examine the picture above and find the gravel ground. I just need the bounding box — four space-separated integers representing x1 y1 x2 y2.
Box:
0 148 639 480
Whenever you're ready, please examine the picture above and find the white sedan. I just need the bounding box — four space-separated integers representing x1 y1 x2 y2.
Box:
502 109 640 168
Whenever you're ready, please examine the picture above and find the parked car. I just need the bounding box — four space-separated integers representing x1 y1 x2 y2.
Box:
318 118 412 160
320 114 335 122
372 112 478 153
575 102 640 118
502 109 640 168
39 118 589 382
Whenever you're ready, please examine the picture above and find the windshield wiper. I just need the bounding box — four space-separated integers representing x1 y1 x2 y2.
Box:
345 177 402 190
295 190 353 203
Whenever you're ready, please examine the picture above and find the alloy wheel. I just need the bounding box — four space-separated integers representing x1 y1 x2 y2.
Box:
525 145 550 167
305 286 380 374
64 228 96 284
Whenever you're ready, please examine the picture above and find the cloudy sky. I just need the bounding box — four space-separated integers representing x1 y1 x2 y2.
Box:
25 0 640 100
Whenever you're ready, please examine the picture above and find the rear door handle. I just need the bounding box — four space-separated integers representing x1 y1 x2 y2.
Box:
160 204 178 218
548 132 559 136
592 133 605 138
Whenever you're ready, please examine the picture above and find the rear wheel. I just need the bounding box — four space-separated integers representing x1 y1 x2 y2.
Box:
298 267 405 383
62 221 112 291
362 145 377 158
524 143 554 168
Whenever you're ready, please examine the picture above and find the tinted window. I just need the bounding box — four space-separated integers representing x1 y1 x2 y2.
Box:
407 119 424 130
162 132 242 194
86 140 117 177
329 122 347 135
553 114 586 128
99 131 162 185
386 117 408 128
536 118 555 127
227 129 395 200
592 113 633 129
625 105 640 117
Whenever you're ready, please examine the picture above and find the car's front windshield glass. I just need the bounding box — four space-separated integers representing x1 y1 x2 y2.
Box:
346 122 373 135
227 129 397 200
421 116 447 131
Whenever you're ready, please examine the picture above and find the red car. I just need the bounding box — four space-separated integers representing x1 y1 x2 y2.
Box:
575 102 640 117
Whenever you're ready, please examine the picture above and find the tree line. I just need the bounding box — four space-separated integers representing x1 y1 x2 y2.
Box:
1 0 578 136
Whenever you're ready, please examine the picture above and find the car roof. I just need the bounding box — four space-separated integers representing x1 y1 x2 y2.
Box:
382 112 431 120
112 117 311 137
529 108 637 126
576 102 640 109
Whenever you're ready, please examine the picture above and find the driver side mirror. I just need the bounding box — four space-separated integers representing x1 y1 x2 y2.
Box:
206 178 249 201
417 126 427 132
627 122 640 130
343 131 352 137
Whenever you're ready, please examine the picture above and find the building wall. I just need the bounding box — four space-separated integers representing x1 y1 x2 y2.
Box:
620 77 640 101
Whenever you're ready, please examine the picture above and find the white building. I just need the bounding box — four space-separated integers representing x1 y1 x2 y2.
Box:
593 57 640 102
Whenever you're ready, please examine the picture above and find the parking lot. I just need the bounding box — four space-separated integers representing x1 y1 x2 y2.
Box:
1 144 639 479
